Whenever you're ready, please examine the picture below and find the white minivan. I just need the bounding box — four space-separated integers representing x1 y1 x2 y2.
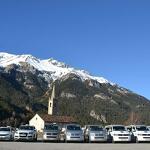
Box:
126 125 150 143
105 125 131 143
59 124 84 142
84 125 107 142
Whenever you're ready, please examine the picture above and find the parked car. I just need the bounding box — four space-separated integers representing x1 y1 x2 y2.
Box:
14 125 37 141
126 125 150 143
59 124 84 142
84 125 107 142
105 125 131 143
0 126 14 141
43 123 60 142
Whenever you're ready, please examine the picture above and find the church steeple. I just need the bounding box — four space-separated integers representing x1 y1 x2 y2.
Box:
48 84 58 115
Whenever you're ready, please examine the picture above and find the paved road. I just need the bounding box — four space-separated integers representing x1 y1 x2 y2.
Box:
1 142 150 150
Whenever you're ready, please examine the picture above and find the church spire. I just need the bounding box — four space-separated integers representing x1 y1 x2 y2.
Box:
48 84 55 115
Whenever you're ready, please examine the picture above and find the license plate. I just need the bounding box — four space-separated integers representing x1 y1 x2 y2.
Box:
119 137 128 139
20 134 26 137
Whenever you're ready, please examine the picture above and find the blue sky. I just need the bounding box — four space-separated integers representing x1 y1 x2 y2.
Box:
0 0 150 99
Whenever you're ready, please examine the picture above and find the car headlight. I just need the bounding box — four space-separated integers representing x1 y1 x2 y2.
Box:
66 132 71 136
29 132 33 134
90 133 95 136
126 134 130 136
9 134 12 138
138 134 143 136
4 134 10 137
15 131 19 134
114 134 119 136
79 132 83 136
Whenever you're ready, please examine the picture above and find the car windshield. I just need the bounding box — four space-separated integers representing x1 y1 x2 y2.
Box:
67 125 81 131
89 126 103 131
113 126 126 131
136 126 149 131
19 126 35 130
0 128 10 131
44 124 58 131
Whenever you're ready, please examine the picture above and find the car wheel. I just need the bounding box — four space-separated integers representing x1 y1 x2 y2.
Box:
108 135 113 143
65 139 68 143
87 136 90 143
33 135 37 142
84 136 87 143
65 136 68 143
136 137 139 143
60 135 65 143
112 137 115 143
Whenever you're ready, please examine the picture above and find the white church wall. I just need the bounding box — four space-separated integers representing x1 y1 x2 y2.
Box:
29 114 44 132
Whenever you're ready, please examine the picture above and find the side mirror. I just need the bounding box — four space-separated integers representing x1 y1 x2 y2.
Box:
109 129 112 132
133 130 136 132
41 128 44 131
127 129 130 132
61 127 65 132
58 127 61 131
12 130 15 133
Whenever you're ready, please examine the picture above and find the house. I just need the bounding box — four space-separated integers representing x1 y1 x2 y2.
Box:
29 114 76 132
29 85 76 132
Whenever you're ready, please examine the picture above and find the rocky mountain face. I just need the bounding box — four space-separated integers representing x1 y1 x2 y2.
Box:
0 52 150 126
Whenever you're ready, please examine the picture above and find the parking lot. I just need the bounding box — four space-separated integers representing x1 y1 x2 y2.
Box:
1 142 150 150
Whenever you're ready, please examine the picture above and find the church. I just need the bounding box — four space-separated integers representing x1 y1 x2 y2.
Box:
29 85 76 132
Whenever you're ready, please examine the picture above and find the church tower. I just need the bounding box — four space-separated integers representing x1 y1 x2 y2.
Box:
48 84 58 115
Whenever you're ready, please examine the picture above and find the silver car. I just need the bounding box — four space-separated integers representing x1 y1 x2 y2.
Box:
14 125 37 141
60 124 84 142
0 126 14 141
84 125 107 142
43 124 60 141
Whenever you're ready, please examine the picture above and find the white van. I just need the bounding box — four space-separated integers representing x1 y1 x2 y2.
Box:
105 125 131 143
126 125 150 143
43 123 60 142
84 125 107 142
59 124 84 142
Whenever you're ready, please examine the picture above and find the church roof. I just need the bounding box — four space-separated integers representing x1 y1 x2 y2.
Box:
40 114 77 123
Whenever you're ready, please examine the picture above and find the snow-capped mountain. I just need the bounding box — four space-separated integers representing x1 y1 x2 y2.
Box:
1 52 150 126
0 52 111 84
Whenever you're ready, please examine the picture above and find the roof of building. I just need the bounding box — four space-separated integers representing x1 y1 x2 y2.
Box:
39 114 77 123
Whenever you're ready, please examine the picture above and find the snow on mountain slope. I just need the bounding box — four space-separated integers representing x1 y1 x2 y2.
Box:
0 52 112 84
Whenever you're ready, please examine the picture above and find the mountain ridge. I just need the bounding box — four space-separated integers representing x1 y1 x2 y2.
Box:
0 52 113 85
0 52 150 126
